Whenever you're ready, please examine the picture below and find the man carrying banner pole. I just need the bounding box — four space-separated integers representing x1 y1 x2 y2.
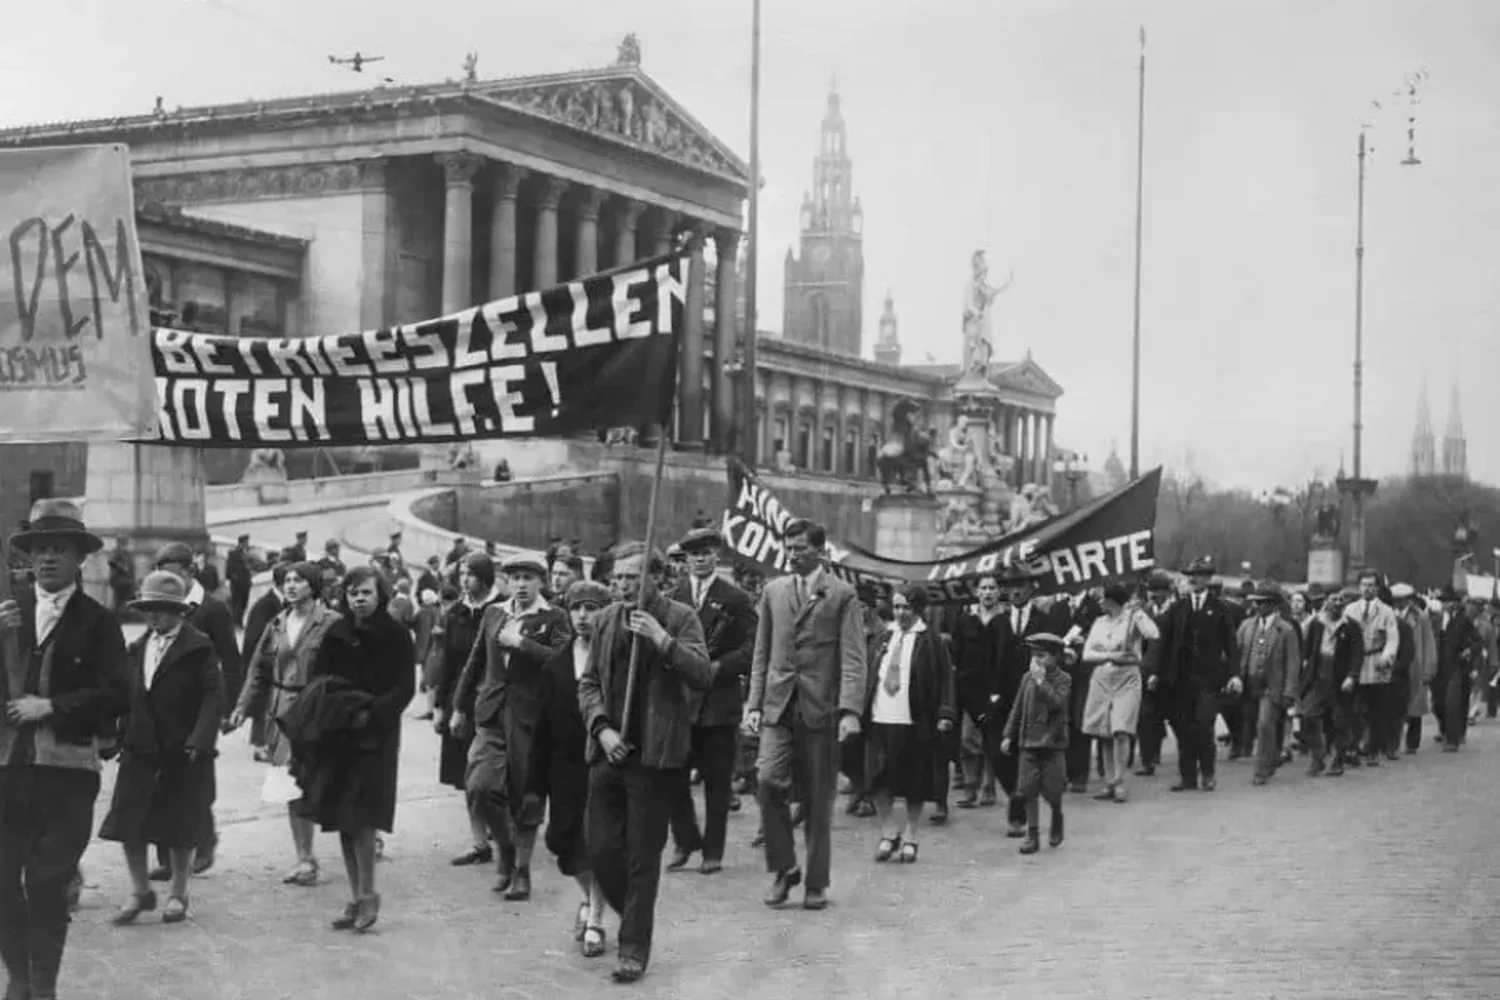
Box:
578 420 717 984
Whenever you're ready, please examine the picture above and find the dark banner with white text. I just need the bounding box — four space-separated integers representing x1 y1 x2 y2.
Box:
145 250 688 446
722 458 1162 605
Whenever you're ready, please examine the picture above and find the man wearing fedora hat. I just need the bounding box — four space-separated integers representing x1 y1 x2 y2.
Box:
0 498 131 1000
664 524 756 875
451 555 572 900
1235 582 1301 786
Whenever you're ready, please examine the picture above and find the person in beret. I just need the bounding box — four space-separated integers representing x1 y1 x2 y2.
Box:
101 571 224 927
999 633 1071 854
0 500 131 1000
664 525 757 876
544 580 615 958
451 554 571 901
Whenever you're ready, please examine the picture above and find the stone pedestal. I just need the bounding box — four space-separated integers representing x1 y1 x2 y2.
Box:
240 460 289 505
1306 537 1344 588
81 443 209 605
953 380 1009 538
933 485 987 561
874 494 940 563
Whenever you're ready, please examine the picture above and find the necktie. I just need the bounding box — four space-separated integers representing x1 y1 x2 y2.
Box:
883 633 904 695
1363 602 1372 626
36 594 63 644
1012 608 1021 634
795 576 805 607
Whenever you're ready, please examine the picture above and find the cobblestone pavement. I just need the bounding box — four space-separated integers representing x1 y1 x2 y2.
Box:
66 715 1500 1000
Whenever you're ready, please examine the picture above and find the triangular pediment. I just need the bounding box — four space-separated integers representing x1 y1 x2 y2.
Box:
991 358 1064 398
473 68 749 186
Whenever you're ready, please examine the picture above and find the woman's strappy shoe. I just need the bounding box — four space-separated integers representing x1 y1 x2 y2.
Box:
282 859 318 886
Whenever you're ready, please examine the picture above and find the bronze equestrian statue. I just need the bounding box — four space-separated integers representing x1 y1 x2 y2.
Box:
876 399 936 496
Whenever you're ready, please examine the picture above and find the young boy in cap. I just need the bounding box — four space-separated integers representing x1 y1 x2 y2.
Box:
999 633 1072 854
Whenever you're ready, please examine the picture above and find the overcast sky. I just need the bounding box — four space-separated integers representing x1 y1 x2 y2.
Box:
3 0 1495 490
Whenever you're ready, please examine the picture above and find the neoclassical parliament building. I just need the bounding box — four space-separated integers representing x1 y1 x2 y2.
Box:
0 39 1065 534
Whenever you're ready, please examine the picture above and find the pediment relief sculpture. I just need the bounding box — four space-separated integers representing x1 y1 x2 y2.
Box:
490 77 742 180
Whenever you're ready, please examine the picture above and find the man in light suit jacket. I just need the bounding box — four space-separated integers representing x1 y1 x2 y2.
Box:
745 519 866 911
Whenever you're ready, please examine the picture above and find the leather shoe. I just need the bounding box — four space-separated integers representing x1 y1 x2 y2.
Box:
450 845 493 867
666 845 698 872
612 955 647 983
191 850 215 876
802 888 828 910
503 866 531 901
763 867 802 907
699 858 723 875
112 890 158 925
1168 782 1196 792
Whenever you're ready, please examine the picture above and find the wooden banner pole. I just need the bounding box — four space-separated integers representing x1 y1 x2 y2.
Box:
618 416 672 742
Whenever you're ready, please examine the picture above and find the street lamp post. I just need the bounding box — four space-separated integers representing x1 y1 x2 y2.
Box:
1052 452 1089 510
1337 69 1426 581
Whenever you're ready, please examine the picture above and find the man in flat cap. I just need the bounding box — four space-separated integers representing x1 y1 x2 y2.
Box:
664 525 757 875
452 555 571 900
1236 582 1300 785
0 499 131 1000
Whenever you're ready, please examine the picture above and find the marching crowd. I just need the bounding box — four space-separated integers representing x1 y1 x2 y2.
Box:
0 495 1493 995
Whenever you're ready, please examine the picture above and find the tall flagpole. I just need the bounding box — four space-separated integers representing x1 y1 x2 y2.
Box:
1128 26 1146 480
741 0 763 469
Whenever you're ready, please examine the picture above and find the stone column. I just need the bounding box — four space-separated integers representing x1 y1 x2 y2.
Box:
678 223 707 446
653 209 677 256
489 164 526 300
81 444 208 605
615 200 645 267
1018 411 1032 486
1042 414 1055 485
439 152 484 314
712 228 740 450
534 176 568 290
575 187 606 278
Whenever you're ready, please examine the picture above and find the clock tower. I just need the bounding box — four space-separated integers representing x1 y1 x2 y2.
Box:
783 82 864 357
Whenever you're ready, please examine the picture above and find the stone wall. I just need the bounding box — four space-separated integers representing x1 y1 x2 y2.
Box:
206 468 441 511
439 442 880 553
0 442 86 535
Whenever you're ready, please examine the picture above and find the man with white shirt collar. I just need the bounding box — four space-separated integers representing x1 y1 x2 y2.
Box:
1341 570 1400 764
0 499 130 1000
146 543 244 880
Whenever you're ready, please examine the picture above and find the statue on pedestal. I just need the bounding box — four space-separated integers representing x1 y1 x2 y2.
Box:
875 398 935 496
241 448 287 483
935 423 979 490
961 250 1013 379
1313 503 1341 542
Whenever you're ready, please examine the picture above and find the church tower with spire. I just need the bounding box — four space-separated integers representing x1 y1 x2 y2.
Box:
1411 380 1436 478
782 80 865 357
1442 381 1468 479
874 291 900 366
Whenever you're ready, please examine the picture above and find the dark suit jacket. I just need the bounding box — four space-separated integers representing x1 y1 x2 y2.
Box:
189 592 243 712
949 609 1011 722
1435 609 1481 680
673 575 757 728
3 588 130 749
1177 593 1239 691
1299 615 1361 714
578 592 713 769
747 569 868 730
120 623 224 758
454 597 571 730
225 548 254 586
996 601 1071 710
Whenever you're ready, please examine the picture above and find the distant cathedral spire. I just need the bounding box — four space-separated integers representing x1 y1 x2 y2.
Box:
1411 377 1436 478
1442 380 1467 479
874 291 900 365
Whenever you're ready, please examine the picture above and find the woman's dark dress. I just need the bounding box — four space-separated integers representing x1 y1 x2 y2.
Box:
296 610 415 833
100 625 224 849
434 596 498 789
541 642 591 876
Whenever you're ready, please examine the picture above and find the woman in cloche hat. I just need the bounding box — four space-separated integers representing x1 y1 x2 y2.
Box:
99 570 225 926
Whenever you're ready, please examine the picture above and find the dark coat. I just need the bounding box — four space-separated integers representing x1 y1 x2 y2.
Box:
541 642 591 875
673 575 757 728
1298 615 1361 716
1435 608 1481 683
291 611 415 833
949 609 1011 723
431 594 501 789
453 598 572 731
189 591 244 711
997 601 1071 712
1002 665 1072 750
99 624 223 848
863 625 957 734
1174 592 1239 691
225 547 254 587
1142 598 1184 686
2 588 130 751
579 592 714 769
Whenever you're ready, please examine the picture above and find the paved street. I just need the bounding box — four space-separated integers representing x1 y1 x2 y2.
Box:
66 716 1500 1000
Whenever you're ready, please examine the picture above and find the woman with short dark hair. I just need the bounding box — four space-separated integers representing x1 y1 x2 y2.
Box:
1079 582 1159 803
863 584 956 863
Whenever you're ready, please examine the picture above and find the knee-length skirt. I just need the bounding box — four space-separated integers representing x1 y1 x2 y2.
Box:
1082 663 1143 738
863 722 933 802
